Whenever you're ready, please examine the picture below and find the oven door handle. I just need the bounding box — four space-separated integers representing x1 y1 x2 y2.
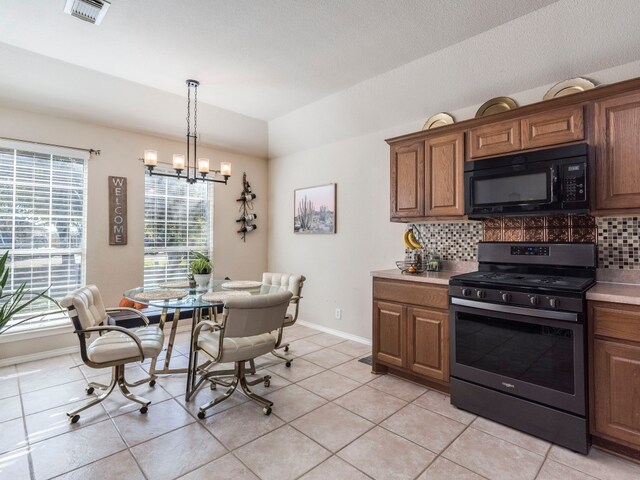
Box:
451 297 578 322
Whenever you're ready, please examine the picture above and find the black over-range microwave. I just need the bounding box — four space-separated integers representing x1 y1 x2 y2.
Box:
464 143 588 218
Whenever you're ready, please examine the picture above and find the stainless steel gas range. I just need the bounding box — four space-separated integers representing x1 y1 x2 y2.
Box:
449 242 596 454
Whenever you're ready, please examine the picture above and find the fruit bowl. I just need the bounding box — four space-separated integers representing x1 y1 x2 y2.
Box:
396 261 428 274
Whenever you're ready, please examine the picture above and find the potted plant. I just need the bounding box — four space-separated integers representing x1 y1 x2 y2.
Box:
189 251 212 289
0 251 59 334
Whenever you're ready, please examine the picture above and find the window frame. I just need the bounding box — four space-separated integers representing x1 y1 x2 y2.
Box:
0 139 88 333
143 168 213 286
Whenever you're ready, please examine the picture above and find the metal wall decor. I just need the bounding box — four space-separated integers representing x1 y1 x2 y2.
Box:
236 172 257 242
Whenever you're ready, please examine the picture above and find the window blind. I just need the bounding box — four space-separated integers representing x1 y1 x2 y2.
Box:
144 172 212 286
0 141 88 330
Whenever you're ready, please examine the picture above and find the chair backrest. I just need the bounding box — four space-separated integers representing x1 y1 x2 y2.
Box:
261 272 306 322
222 291 293 338
61 285 108 333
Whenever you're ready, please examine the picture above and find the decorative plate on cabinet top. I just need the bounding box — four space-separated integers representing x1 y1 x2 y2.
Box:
543 77 596 100
422 112 455 130
475 96 518 118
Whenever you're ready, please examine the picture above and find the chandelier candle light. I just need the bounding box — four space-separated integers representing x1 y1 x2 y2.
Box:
142 79 231 185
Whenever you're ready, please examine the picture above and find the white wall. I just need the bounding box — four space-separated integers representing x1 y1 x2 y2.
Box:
267 0 640 339
0 106 268 360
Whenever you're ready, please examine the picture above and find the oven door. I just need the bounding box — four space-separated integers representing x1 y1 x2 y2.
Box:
450 298 585 415
465 163 559 216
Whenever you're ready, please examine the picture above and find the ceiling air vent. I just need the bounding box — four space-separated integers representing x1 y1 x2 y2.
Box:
64 0 111 25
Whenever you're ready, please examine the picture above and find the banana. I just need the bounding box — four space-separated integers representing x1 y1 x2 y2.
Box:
407 231 423 249
402 230 414 249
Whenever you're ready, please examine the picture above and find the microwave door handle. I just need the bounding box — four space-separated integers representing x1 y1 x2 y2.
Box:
549 167 559 203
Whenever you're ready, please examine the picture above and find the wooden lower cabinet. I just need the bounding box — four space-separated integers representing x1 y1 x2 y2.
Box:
373 301 405 368
373 278 449 389
407 306 449 381
590 301 640 455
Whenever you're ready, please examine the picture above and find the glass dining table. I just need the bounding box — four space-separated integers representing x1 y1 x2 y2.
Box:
124 280 286 401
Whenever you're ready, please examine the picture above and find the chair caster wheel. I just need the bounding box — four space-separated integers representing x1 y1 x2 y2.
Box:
69 414 80 424
140 406 148 414
85 386 94 395
263 407 272 416
210 383 217 390
149 380 156 387
264 379 271 388
285 361 292 368
197 411 206 419
284 346 289 352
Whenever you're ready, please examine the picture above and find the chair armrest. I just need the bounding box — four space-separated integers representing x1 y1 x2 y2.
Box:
192 320 221 345
289 295 301 304
77 325 146 362
105 307 150 326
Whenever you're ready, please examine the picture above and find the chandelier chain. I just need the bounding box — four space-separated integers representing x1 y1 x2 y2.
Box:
194 83 198 138
186 82 191 137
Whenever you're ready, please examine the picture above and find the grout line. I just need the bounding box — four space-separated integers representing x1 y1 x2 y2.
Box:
13 364 36 480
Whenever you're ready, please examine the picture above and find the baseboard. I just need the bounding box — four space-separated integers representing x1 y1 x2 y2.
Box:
0 346 80 367
297 320 372 346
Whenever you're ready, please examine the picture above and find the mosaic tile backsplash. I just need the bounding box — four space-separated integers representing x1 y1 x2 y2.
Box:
597 217 640 269
410 222 483 261
407 216 640 269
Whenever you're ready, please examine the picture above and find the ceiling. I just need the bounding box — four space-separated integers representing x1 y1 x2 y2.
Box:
0 0 558 123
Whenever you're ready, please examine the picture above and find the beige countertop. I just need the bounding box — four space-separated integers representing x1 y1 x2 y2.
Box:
372 267 640 305
586 282 640 305
370 269 461 285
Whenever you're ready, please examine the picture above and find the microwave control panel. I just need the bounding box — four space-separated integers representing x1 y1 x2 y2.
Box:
563 163 586 202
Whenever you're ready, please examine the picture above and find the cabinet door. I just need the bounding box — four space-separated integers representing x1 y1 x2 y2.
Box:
425 132 464 217
521 106 585 150
373 301 405 368
406 307 449 381
593 338 640 448
467 119 521 159
390 141 425 219
595 93 640 211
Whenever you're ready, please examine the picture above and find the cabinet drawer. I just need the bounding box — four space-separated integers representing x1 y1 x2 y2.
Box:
521 106 584 150
591 302 640 343
467 119 521 159
373 279 447 309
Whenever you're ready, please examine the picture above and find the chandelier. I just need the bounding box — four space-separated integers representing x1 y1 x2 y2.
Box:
142 79 231 184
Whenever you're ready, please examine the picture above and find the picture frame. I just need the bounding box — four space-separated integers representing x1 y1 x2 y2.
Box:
294 183 336 234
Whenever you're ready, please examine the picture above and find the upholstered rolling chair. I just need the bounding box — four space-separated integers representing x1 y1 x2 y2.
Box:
193 290 293 417
61 285 164 423
261 272 306 367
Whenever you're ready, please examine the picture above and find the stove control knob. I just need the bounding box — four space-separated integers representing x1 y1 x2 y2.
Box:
549 298 559 309
476 290 486 299
502 293 512 302
530 295 540 306
461 288 472 297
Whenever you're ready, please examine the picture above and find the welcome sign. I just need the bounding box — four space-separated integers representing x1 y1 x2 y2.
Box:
108 176 127 245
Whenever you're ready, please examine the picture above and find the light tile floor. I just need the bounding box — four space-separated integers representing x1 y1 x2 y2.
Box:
2 324 640 480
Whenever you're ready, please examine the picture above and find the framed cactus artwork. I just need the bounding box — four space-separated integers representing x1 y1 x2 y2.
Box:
294 183 336 234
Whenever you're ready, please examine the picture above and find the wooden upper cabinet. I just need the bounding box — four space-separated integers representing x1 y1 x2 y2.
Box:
467 119 521 159
406 306 449 381
390 140 424 218
521 105 584 150
595 92 640 211
425 132 465 217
